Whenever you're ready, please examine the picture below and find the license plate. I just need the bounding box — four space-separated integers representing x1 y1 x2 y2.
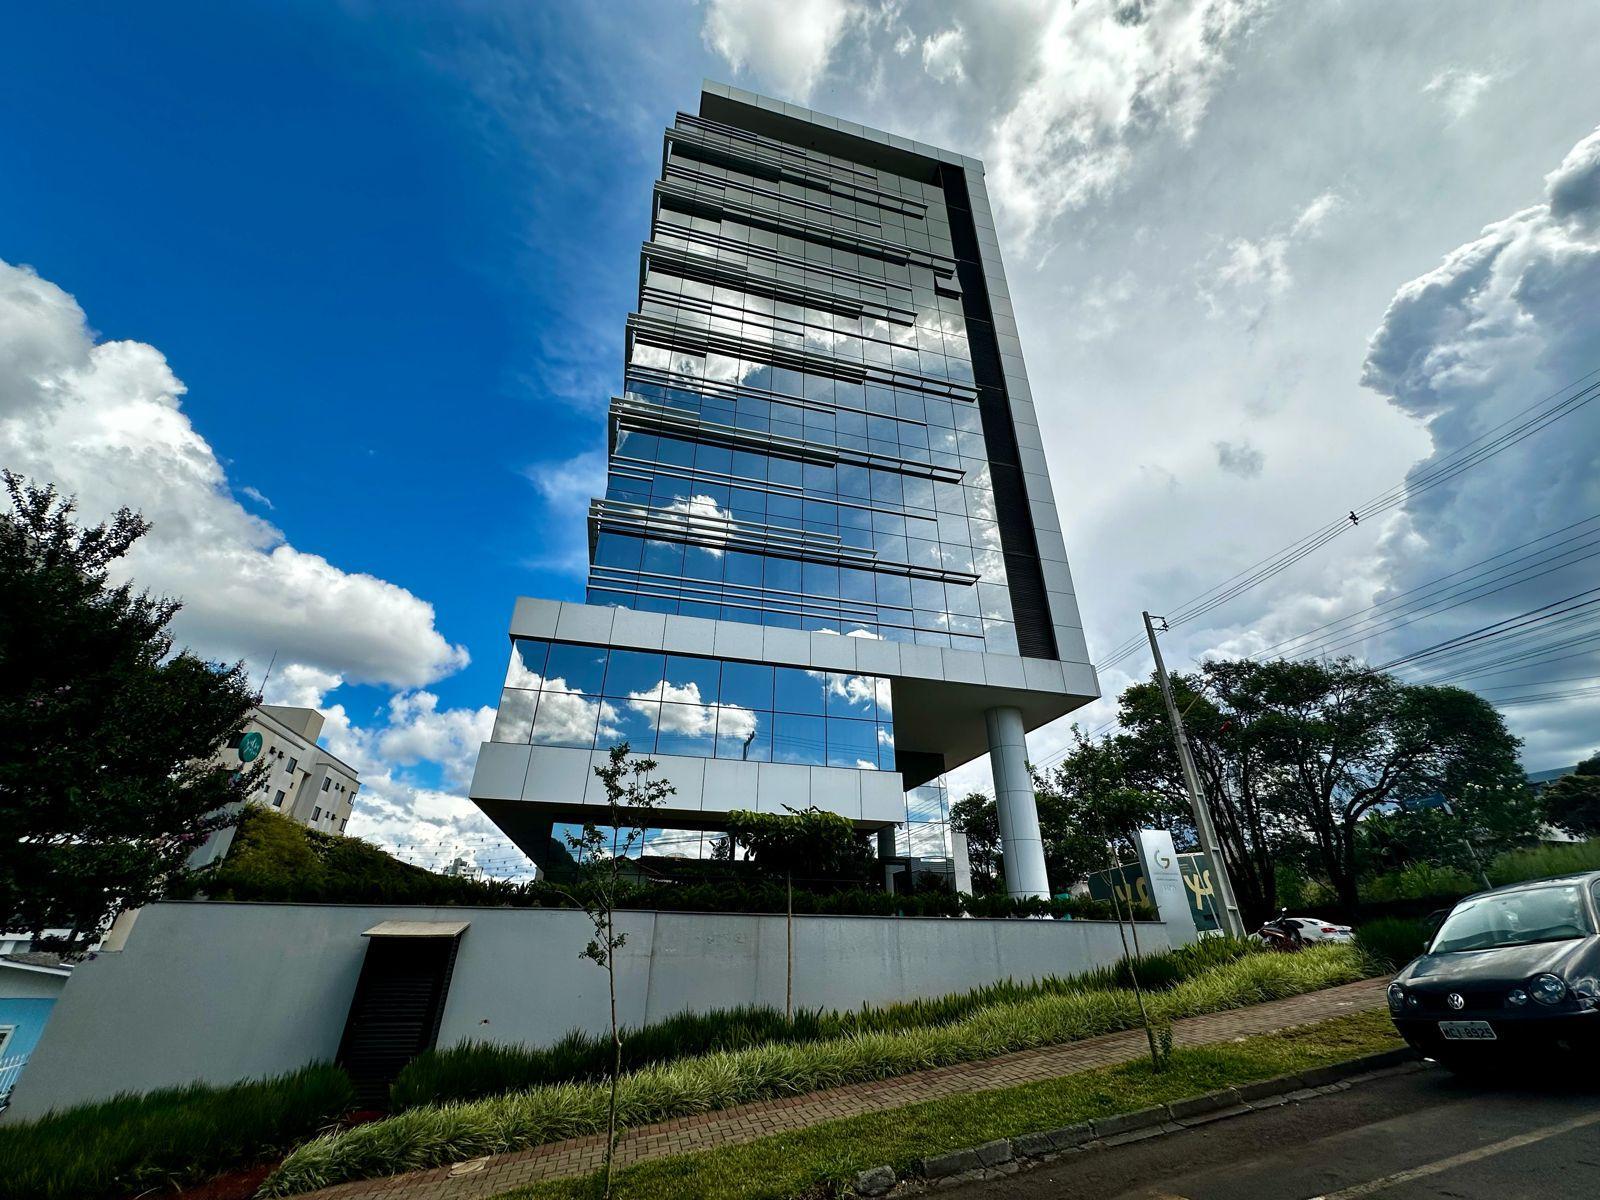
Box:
1439 1020 1496 1041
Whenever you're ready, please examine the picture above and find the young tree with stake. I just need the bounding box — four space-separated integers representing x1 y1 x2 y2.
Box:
561 743 671 1200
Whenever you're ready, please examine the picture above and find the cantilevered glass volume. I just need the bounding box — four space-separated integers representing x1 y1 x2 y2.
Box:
470 84 1098 898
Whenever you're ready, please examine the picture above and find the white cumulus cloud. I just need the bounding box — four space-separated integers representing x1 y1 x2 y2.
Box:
989 0 1265 242
1358 126 1600 766
0 259 469 689
702 0 863 102
0 258 520 870
921 26 966 84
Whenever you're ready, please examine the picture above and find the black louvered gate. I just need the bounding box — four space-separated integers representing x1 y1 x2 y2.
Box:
335 932 463 1108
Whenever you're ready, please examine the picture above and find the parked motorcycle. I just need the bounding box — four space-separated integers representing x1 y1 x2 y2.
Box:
1252 911 1304 952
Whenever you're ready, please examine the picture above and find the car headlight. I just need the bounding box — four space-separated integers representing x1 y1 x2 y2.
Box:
1507 988 1528 1006
1530 973 1567 1006
1387 982 1406 1013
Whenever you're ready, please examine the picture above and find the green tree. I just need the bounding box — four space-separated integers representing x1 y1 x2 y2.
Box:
951 735 1173 898
950 790 1003 893
1038 729 1183 881
1247 662 1522 913
560 744 671 1200
1542 757 1600 837
1113 663 1293 923
1079 658 1523 921
1360 784 1542 880
0 473 260 949
717 806 875 882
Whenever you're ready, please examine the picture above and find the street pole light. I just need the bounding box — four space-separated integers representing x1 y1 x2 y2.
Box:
1141 612 1247 939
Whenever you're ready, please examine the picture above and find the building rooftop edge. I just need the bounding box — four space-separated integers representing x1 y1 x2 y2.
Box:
248 705 361 779
698 79 985 175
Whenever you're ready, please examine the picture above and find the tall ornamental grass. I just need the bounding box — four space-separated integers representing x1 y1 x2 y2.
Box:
0 1064 354 1200
391 937 1256 1109
1355 916 1433 970
263 944 1361 1197
1486 840 1600 887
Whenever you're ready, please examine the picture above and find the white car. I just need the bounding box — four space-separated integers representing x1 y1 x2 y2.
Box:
1283 916 1354 944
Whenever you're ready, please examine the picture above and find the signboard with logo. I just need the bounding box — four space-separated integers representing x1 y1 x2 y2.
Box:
1085 843 1222 934
237 731 263 763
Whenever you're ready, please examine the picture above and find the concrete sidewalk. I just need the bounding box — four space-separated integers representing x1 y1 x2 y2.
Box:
291 977 1387 1200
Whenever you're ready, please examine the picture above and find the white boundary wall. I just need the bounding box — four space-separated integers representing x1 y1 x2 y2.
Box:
8 901 1190 1119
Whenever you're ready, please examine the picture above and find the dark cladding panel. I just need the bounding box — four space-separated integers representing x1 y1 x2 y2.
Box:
938 168 1057 659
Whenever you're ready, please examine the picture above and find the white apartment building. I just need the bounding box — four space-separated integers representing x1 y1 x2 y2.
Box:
223 705 361 834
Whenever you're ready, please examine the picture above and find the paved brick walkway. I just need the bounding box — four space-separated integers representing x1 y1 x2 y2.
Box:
290 977 1386 1200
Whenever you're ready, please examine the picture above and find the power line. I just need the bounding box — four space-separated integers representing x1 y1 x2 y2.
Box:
1258 514 1600 661
1374 587 1600 673
1093 368 1600 673
1492 684 1600 708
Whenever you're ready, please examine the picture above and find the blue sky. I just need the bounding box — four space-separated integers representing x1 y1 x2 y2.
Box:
4 2 1598 869
2 4 694 721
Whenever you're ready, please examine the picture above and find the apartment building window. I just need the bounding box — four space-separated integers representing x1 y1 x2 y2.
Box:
274 790 285 806
322 777 332 792
313 806 322 821
339 818 348 832
286 757 298 774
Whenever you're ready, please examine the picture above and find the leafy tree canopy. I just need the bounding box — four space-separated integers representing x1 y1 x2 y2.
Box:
1112 656 1525 916
0 472 259 947
960 657 1528 921
1542 771 1600 838
715 806 875 883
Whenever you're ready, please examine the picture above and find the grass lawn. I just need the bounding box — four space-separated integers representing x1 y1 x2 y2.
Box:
0 1063 354 1200
505 1009 1403 1200
263 946 1367 1196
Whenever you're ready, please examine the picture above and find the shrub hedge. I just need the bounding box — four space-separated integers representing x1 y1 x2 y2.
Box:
0 1064 354 1200
391 936 1257 1109
188 807 1156 922
263 944 1363 1196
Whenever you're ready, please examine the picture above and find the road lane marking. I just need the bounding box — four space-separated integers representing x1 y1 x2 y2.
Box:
1307 1109 1600 1199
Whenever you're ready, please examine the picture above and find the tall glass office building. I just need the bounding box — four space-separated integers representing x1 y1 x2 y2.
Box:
470 84 1098 897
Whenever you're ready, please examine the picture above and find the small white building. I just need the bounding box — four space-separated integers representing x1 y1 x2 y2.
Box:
225 704 361 834
188 705 363 871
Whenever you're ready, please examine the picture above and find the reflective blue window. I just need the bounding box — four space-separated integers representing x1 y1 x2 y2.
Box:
542 644 607 696
656 701 718 757
603 650 666 700
826 672 877 719
773 712 826 764
601 700 660 753
774 666 825 715
507 639 550 688
719 661 773 710
663 654 721 706
491 687 537 743
827 717 877 768
716 707 769 760
530 692 603 749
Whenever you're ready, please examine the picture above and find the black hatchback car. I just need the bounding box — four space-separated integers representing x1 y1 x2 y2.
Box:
1388 871 1600 1068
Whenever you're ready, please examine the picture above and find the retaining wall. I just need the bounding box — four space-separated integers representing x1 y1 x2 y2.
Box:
8 900 1190 1118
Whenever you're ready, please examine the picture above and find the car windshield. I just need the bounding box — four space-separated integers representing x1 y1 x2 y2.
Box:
1430 884 1594 954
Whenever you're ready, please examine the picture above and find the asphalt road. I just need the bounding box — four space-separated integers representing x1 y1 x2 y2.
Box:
941 1065 1600 1199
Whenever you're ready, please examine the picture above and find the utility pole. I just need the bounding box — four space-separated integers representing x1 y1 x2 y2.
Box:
1142 612 1247 939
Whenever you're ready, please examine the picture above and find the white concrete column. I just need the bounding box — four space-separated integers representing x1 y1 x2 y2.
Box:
985 706 1051 899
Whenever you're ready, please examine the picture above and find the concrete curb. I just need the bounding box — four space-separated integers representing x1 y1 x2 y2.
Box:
847 1047 1422 1196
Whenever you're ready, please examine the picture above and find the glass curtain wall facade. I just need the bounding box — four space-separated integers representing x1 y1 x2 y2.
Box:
589 113 1037 658
474 89 1084 887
